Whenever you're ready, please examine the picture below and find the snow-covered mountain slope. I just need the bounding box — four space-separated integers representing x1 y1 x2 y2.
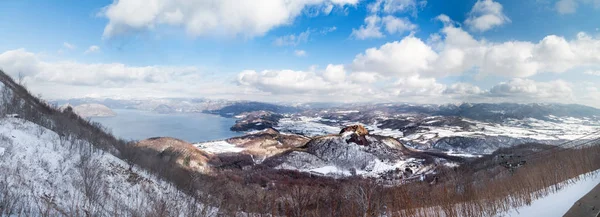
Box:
255 129 461 181
194 126 457 181
0 117 215 216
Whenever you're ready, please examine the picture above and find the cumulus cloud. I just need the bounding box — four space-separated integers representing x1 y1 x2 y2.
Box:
0 49 248 100
236 65 391 101
464 0 510 32
388 75 446 96
352 0 420 40
237 69 351 95
323 64 346 83
488 78 573 99
382 16 417 34
100 0 358 38
294 50 307 57
443 83 483 95
351 14 416 39
351 15 385 39
0 48 200 87
352 36 438 77
352 18 600 79
0 49 41 77
85 45 100 54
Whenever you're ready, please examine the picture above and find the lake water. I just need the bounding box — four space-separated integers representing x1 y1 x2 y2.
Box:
90 109 242 143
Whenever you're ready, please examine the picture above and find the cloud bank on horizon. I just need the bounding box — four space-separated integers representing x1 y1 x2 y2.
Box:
0 0 599 107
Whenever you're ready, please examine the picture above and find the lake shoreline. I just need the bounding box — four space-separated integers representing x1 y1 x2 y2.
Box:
90 109 243 143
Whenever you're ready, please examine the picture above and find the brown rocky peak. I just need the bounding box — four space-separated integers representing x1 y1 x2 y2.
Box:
339 125 369 136
339 125 369 146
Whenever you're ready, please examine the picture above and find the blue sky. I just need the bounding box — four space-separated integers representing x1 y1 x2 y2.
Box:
1 0 600 107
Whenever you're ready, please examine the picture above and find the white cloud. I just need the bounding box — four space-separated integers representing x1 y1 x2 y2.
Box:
382 16 417 34
84 45 100 54
352 0 421 40
275 27 335 46
556 0 578 14
0 49 41 77
351 15 385 39
320 26 337 34
100 0 358 38
464 0 510 32
274 29 311 46
368 0 426 14
331 0 360 4
481 41 538 77
388 75 446 96
584 70 600 75
63 42 76 50
353 18 600 79
323 64 346 83
348 72 380 84
294 50 307 57
237 69 352 95
488 78 573 99
554 0 600 14
0 48 200 87
322 4 334 15
351 14 416 40
0 49 249 100
352 36 438 77
443 83 483 95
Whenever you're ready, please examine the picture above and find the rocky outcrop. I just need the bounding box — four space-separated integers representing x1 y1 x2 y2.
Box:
339 125 369 136
225 128 310 157
136 137 214 173
339 124 369 146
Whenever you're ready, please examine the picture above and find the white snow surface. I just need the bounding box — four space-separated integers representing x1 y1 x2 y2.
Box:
408 117 600 143
0 117 216 216
498 171 600 217
277 115 600 145
194 140 244 153
276 117 340 137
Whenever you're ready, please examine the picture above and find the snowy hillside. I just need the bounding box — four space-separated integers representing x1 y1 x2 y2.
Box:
499 171 600 217
0 117 215 216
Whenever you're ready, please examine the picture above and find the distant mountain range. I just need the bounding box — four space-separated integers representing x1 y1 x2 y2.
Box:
53 98 600 121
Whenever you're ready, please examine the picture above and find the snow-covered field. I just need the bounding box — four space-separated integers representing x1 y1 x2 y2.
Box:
403 117 600 143
499 171 600 217
194 140 244 153
0 117 216 216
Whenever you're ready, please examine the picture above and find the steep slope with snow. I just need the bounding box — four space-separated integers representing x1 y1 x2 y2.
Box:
261 129 460 181
0 117 214 216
